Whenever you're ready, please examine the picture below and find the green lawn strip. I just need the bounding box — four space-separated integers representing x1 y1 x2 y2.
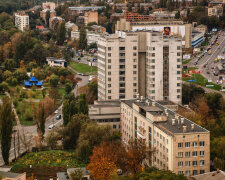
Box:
11 150 86 172
183 74 222 91
0 94 6 98
70 62 97 74
182 59 192 65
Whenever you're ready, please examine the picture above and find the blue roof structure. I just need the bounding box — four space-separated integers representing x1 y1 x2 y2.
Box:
29 76 38 82
35 81 43 86
24 81 32 86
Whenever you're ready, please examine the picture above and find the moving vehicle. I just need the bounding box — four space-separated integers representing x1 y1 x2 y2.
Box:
48 124 55 130
56 115 61 120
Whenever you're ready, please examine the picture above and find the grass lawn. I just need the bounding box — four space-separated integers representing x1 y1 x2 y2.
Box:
0 94 6 98
70 62 97 74
182 59 192 65
183 74 222 91
11 150 86 178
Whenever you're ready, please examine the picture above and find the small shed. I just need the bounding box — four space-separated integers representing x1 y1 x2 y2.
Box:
29 76 38 83
24 81 32 88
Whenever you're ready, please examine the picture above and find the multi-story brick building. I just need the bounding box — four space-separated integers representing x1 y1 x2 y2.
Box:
121 98 210 176
97 31 182 104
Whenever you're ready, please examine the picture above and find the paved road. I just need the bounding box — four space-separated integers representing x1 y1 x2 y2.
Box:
0 72 90 166
72 55 97 67
188 31 225 84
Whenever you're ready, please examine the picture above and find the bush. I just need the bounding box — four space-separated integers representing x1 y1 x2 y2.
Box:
24 109 33 121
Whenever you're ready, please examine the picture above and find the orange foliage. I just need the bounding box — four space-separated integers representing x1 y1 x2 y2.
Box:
87 142 118 180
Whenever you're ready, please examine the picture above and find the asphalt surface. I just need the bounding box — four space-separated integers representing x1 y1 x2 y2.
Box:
188 31 225 84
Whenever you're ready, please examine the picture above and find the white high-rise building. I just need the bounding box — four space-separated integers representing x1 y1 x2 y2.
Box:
15 12 29 32
97 31 182 104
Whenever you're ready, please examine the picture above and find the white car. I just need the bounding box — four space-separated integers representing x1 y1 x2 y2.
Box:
54 110 58 114
48 124 55 130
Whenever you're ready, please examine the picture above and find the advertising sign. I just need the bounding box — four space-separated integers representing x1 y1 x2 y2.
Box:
163 27 171 35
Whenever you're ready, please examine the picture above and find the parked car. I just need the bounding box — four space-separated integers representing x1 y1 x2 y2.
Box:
54 110 58 114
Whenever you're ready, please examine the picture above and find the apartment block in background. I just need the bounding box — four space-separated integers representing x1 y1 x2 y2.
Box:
97 31 182 104
15 11 29 32
84 11 98 25
121 98 210 176
42 2 56 10
88 100 120 130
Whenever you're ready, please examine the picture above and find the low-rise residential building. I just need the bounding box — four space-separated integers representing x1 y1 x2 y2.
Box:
124 11 152 21
0 171 26 180
194 25 208 34
14 11 29 32
65 21 78 31
49 16 64 30
190 169 225 180
68 6 105 15
121 98 210 176
46 57 67 68
42 1 56 10
88 100 121 130
208 4 223 17
84 11 98 25
192 30 204 47
91 25 106 33
71 30 106 45
40 9 56 24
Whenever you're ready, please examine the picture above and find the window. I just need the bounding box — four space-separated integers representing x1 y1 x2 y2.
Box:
177 58 181 62
108 65 111 69
177 71 181 74
185 170 190 176
120 59 125 63
193 161 198 166
177 46 181 50
185 161 191 166
177 65 181 68
178 171 183 175
113 125 117 129
133 71 137 74
178 162 183 167
133 83 137 87
192 151 198 157
108 72 111 75
133 65 137 68
200 170 205 174
108 90 111 93
151 90 155 93
108 84 111 87
133 77 136 80
133 89 137 92
177 89 181 93
133 59 137 62
177 52 181 56
193 142 198 147
119 47 125 50
178 152 183 157
177 83 181 87
108 78 111 81
200 151 205 156
133 52 137 56
108 47 111 51
166 148 168 153
193 170 198 175
200 160 205 166
185 152 190 157
151 59 155 63
200 141 205 147
108 53 111 57
185 142 190 147
120 53 125 56
108 59 111 63
178 143 183 148
133 46 137 50
108 96 111 99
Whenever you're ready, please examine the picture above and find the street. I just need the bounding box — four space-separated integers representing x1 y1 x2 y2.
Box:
188 31 225 84
0 74 89 166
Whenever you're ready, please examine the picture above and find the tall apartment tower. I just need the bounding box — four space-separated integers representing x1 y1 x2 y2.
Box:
97 31 182 104
98 33 139 100
15 12 29 32
121 98 210 176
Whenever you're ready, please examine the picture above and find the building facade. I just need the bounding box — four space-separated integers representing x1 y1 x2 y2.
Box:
40 9 56 24
15 12 29 32
84 11 98 25
208 4 223 17
97 31 182 104
42 2 56 10
121 98 210 176
88 100 121 130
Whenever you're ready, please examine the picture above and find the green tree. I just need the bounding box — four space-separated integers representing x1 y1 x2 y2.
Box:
175 10 180 19
46 131 58 150
46 10 50 27
49 74 59 87
57 21 66 45
70 168 83 180
65 83 72 94
77 94 88 115
62 93 77 126
0 97 14 165
79 27 87 50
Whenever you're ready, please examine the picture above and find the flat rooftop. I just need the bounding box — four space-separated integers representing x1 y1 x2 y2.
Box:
121 98 209 135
